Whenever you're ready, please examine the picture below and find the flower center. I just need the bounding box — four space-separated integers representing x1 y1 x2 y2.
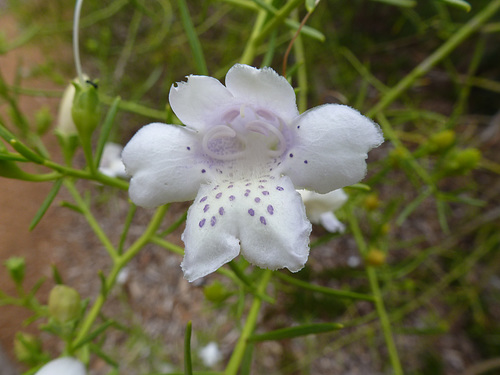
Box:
201 106 289 164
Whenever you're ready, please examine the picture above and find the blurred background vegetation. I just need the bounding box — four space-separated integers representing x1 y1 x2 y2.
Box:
1 0 500 374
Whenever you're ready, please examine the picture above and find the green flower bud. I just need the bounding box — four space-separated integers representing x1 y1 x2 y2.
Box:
443 148 481 175
203 280 230 303
363 193 379 211
366 248 386 267
35 107 53 136
4 256 25 284
71 80 100 141
48 285 81 323
14 332 42 364
427 130 455 154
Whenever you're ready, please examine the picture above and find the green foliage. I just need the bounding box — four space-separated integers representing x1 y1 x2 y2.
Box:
0 0 499 374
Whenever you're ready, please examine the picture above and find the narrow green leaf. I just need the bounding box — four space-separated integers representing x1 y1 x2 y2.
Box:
175 0 208 75
184 321 193 375
439 0 471 12
73 320 115 350
52 264 64 284
90 343 118 367
29 179 63 231
371 0 416 7
248 323 343 342
94 96 121 169
305 0 317 13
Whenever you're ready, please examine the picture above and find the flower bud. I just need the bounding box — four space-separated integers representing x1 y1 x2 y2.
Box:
48 285 81 323
14 332 42 364
71 80 100 141
427 130 455 154
4 256 25 284
363 193 379 211
366 248 386 267
443 148 481 175
203 280 230 303
35 357 86 375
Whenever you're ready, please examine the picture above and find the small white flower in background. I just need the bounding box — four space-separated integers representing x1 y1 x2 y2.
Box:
122 64 383 281
56 76 88 137
298 189 348 233
35 357 86 375
98 142 127 178
199 342 222 367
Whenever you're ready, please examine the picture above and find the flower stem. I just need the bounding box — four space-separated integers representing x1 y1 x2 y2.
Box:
73 0 85 85
347 210 403 375
240 1 269 65
225 269 272 375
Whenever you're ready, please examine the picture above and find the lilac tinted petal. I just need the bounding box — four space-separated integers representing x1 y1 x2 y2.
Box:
181 176 311 281
283 104 383 193
225 64 299 123
122 123 207 208
181 182 240 282
238 175 311 273
169 75 233 130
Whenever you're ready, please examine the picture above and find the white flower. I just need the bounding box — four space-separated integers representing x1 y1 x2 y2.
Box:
199 341 222 367
98 142 127 178
35 357 86 375
56 76 88 137
122 64 383 282
298 189 348 233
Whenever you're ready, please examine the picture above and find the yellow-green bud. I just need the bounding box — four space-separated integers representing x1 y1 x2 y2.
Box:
203 280 230 303
364 193 379 211
4 256 25 284
14 332 42 364
48 285 81 323
443 148 481 175
427 130 455 153
389 146 409 167
71 80 100 141
366 248 386 267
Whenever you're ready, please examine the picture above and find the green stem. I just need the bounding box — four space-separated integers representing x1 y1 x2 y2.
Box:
348 211 403 375
366 0 500 118
240 1 270 65
225 269 272 375
253 0 303 45
71 205 169 349
64 180 119 261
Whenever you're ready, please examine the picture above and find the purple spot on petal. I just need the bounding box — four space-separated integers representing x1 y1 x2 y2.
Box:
260 216 267 225
297 125 300 129
200 196 207 203
203 204 210 213
248 209 255 216
304 160 308 164
229 195 235 201
258 185 264 189
187 146 191 150
199 219 206 228
255 197 261 203
289 153 294 158
216 192 222 199
259 179 267 183
219 207 224 215
245 183 252 186
267 205 274 215
262 191 269 196
276 186 284 191
211 216 216 226
228 184 233 188
201 169 206 173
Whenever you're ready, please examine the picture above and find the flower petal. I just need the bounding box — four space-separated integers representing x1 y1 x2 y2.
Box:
122 123 208 207
181 182 241 282
181 176 311 281
298 189 347 223
225 64 299 123
319 212 346 233
35 357 86 375
169 75 233 130
238 176 311 272
282 104 383 193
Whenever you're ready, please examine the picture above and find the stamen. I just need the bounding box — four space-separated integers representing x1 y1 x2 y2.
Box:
246 121 287 157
